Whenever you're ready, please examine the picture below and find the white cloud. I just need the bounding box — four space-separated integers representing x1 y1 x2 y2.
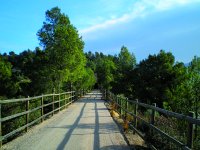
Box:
80 3 145 35
80 0 200 36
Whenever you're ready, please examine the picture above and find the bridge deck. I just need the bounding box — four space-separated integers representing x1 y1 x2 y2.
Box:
3 90 129 150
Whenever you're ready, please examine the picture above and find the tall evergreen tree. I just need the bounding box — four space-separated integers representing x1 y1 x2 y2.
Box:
37 7 86 92
112 46 136 95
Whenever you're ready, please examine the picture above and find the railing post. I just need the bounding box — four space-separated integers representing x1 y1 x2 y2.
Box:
150 103 156 125
73 91 75 101
59 93 61 112
75 90 77 100
187 111 195 149
71 91 72 103
116 96 118 112
105 90 108 100
41 94 44 122
69 92 70 103
126 98 129 116
70 91 74 102
73 91 74 101
0 103 2 148
52 93 55 115
105 90 107 100
26 96 29 132
133 99 138 132
120 97 122 115
124 98 129 132
65 93 67 109
150 103 156 136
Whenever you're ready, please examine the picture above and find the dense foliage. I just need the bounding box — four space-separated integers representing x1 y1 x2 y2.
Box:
86 49 199 115
0 7 96 99
2 6 198 113
0 7 96 142
85 49 199 149
0 6 199 148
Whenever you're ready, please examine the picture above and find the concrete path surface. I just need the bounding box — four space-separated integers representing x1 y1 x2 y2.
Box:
3 90 130 150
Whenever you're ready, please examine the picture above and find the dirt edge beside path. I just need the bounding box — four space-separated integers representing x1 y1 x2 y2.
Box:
104 101 149 150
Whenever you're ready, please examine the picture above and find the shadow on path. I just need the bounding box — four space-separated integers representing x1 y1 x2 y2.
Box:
56 102 87 150
94 102 100 150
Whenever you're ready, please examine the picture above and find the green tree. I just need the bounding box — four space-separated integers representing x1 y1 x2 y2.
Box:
164 62 190 113
112 46 136 95
18 48 53 96
85 51 96 71
0 55 12 98
165 56 200 114
188 56 200 119
37 7 85 92
96 57 116 90
131 50 176 107
0 53 31 98
75 68 96 90
118 46 136 72
0 55 12 80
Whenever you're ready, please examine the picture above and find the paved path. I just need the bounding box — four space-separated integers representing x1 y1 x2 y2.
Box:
3 90 130 150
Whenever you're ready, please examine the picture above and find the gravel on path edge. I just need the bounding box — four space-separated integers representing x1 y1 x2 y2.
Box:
104 101 149 150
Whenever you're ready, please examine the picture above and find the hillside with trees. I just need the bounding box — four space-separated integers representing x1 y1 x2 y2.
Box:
0 6 199 148
0 6 199 119
86 49 200 114
85 49 200 149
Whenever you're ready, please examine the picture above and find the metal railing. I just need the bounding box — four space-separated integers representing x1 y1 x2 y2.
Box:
103 90 200 150
0 90 86 147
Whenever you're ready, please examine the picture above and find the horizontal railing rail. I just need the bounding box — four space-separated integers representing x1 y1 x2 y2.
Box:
103 90 199 150
127 100 200 126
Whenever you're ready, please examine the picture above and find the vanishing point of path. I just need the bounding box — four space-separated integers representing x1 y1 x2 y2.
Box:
3 90 130 150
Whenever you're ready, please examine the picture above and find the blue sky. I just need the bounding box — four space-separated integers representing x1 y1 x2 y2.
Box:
0 0 200 63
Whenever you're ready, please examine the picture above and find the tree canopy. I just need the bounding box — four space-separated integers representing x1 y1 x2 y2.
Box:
0 6 199 118
0 7 96 98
